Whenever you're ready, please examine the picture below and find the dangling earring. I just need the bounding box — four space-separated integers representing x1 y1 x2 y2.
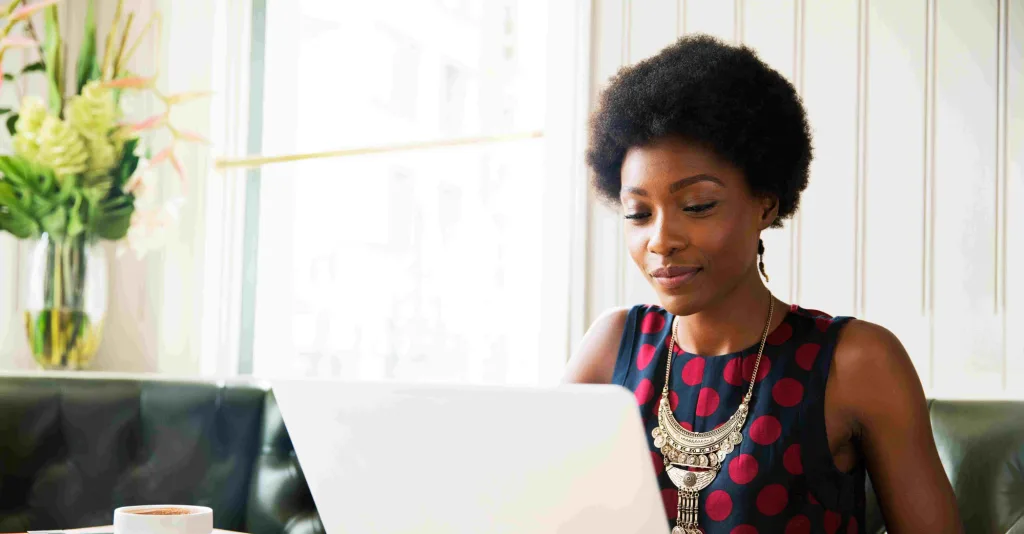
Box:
758 238 770 282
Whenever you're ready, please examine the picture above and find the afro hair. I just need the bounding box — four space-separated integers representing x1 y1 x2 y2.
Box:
586 34 812 227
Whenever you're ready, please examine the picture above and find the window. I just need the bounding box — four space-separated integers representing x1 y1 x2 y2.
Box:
249 0 558 385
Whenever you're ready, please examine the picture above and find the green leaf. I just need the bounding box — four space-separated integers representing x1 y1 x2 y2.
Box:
0 108 11 115
6 113 18 136
114 138 140 190
67 192 85 237
43 6 64 116
0 185 40 239
22 61 46 74
0 156 55 197
75 0 98 93
0 211 38 239
2 73 12 81
39 205 66 239
92 206 133 240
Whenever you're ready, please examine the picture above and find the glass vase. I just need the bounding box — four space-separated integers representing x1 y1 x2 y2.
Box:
23 233 108 370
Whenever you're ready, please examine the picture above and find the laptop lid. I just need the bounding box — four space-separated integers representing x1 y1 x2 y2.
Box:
272 380 669 534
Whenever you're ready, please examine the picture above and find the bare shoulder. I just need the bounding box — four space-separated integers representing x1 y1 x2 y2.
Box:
562 306 632 384
830 319 928 430
832 319 917 384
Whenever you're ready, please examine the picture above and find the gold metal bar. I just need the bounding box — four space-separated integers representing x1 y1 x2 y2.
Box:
214 130 545 171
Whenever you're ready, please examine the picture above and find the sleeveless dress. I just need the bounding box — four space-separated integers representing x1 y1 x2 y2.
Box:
612 304 866 534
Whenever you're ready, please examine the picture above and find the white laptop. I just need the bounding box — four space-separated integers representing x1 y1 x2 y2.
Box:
272 380 670 534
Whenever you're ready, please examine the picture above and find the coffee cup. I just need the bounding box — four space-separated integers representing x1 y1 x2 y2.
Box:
113 505 213 534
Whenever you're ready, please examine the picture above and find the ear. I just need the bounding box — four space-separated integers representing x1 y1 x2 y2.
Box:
757 195 779 231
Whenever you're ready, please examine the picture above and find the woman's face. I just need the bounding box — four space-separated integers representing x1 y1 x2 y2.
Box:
620 137 776 316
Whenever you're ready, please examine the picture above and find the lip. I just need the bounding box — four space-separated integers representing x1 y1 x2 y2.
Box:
650 265 702 289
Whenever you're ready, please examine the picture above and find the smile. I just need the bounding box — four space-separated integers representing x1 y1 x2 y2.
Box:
650 266 702 289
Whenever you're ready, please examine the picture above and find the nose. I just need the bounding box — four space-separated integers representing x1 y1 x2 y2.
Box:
647 213 687 258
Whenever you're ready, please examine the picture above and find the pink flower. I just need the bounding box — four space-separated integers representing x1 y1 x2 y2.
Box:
164 90 213 105
147 146 174 166
170 153 187 193
102 76 154 89
129 113 166 132
0 36 37 48
9 0 61 22
175 129 209 144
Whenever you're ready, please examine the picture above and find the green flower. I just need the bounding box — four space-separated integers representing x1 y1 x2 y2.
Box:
15 96 47 135
66 81 117 141
37 116 89 178
12 96 49 164
84 137 118 181
12 133 40 163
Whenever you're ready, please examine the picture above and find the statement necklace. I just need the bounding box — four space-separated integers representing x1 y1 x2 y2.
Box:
652 296 774 534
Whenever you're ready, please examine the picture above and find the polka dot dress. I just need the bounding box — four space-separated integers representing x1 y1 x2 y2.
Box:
613 304 866 533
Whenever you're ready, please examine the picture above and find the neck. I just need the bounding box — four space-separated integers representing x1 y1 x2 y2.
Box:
672 269 783 357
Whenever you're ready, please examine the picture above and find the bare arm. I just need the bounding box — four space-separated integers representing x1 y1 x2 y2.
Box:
562 307 630 384
832 321 962 533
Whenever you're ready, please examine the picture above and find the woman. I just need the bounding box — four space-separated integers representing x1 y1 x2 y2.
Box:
564 35 961 533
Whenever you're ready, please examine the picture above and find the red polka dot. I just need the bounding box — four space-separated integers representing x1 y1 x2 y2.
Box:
723 357 744 386
805 308 831 318
651 451 664 476
783 444 803 475
682 357 706 386
653 391 679 417
724 355 771 386
773 378 804 407
661 488 677 520
635 379 655 405
808 493 819 505
695 388 720 417
743 354 771 383
637 343 657 370
766 321 793 345
641 312 666 334
847 516 858 534
706 490 733 521
784 515 811 534
678 421 693 431
824 510 842 534
756 484 788 516
728 454 759 484
731 526 758 534
795 343 820 371
816 317 832 332
749 415 782 445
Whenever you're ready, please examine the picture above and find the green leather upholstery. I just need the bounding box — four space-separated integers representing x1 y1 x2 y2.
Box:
863 399 1024 534
1 376 1019 533
0 376 322 534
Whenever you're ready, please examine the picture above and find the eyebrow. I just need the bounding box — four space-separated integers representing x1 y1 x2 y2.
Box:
621 174 725 197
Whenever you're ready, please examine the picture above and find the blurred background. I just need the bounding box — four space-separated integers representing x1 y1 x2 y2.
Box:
0 0 1020 400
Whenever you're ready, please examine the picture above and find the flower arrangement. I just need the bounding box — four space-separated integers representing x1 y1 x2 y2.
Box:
0 0 207 369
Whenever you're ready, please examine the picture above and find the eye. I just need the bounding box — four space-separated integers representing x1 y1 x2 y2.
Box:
683 201 718 214
624 212 651 221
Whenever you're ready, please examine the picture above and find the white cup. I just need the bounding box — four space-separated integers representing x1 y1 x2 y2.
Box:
113 505 213 534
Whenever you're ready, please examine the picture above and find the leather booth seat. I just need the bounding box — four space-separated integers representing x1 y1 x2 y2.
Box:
863 400 1024 533
0 376 1020 533
0 376 322 534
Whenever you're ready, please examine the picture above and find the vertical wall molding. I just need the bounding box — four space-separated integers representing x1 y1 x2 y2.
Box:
735 0 745 43
924 0 937 388
997 0 1009 386
854 0 870 316
677 0 687 36
792 0 805 304
616 0 632 306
